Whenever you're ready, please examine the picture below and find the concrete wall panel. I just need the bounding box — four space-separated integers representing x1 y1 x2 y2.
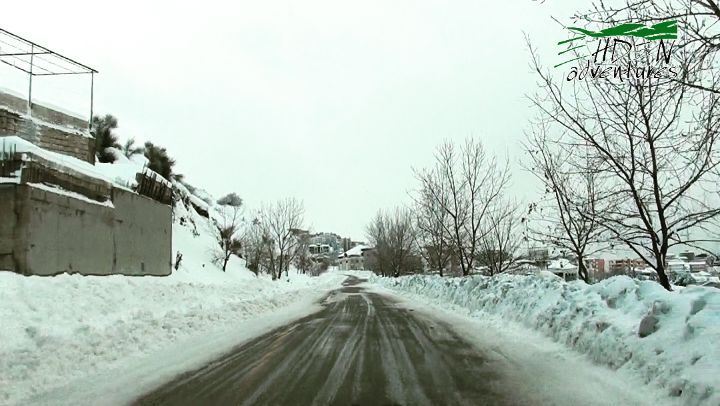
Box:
0 184 171 276
112 188 172 276
0 185 18 271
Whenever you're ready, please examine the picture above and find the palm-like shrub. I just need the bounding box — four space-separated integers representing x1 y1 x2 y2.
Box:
91 114 120 163
143 141 176 180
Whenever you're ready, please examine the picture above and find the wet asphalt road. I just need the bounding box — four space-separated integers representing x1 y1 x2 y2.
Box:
135 276 520 406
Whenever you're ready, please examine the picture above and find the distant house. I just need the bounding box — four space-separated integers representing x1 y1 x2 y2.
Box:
547 258 577 281
307 232 342 261
584 258 606 281
526 247 550 268
608 258 646 275
667 260 690 275
338 244 373 270
666 253 713 280
308 243 332 256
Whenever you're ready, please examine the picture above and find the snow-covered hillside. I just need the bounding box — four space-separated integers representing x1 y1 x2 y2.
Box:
0 185 345 405
370 273 720 406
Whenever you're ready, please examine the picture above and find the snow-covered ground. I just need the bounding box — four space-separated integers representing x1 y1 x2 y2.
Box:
0 187 346 405
0 270 344 405
368 272 720 406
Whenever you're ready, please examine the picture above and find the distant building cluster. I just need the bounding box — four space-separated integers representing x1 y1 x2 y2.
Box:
517 246 719 287
304 235 719 288
302 231 372 270
307 232 338 258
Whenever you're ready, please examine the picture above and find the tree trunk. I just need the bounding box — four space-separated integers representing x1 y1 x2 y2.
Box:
656 263 672 291
577 257 589 283
460 250 469 276
222 253 230 272
276 257 283 281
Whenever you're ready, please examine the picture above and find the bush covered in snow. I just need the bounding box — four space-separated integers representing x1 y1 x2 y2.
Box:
371 272 720 405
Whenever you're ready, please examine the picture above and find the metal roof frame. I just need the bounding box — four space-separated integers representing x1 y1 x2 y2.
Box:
0 28 97 128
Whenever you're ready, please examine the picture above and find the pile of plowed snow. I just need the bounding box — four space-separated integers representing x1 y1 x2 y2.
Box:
371 272 720 405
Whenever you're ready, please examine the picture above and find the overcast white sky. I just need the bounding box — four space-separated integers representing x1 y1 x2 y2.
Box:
2 0 574 240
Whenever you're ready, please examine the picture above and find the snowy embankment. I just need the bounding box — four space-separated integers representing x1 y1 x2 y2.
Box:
0 270 343 405
0 184 346 405
370 273 720 406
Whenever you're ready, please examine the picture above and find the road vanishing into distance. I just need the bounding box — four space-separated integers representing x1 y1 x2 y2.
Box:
134 275 665 406
135 276 521 405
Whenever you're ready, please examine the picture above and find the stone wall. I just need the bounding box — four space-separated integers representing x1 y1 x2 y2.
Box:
31 102 88 131
0 109 22 135
0 184 171 276
0 91 27 113
0 90 95 163
34 125 95 163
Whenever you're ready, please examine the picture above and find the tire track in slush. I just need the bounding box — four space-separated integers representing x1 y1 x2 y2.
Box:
135 276 518 406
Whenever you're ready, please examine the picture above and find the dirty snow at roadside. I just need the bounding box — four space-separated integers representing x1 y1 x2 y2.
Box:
369 272 720 406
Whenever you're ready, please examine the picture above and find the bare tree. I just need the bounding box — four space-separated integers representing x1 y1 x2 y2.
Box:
522 123 607 283
415 139 511 276
213 193 245 272
528 31 720 289
479 201 524 276
366 208 419 277
366 212 389 277
259 198 305 280
242 217 273 276
412 173 453 276
293 230 313 274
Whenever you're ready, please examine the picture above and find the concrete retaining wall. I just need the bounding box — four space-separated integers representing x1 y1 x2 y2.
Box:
0 185 17 272
112 188 172 275
0 184 171 276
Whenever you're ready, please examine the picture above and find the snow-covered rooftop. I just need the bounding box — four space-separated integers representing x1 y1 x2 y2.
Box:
339 244 372 258
547 258 577 273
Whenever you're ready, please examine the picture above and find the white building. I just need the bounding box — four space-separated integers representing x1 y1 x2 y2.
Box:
337 245 373 270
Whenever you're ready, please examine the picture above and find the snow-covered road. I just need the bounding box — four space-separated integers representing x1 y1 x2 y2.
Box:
136 274 672 406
